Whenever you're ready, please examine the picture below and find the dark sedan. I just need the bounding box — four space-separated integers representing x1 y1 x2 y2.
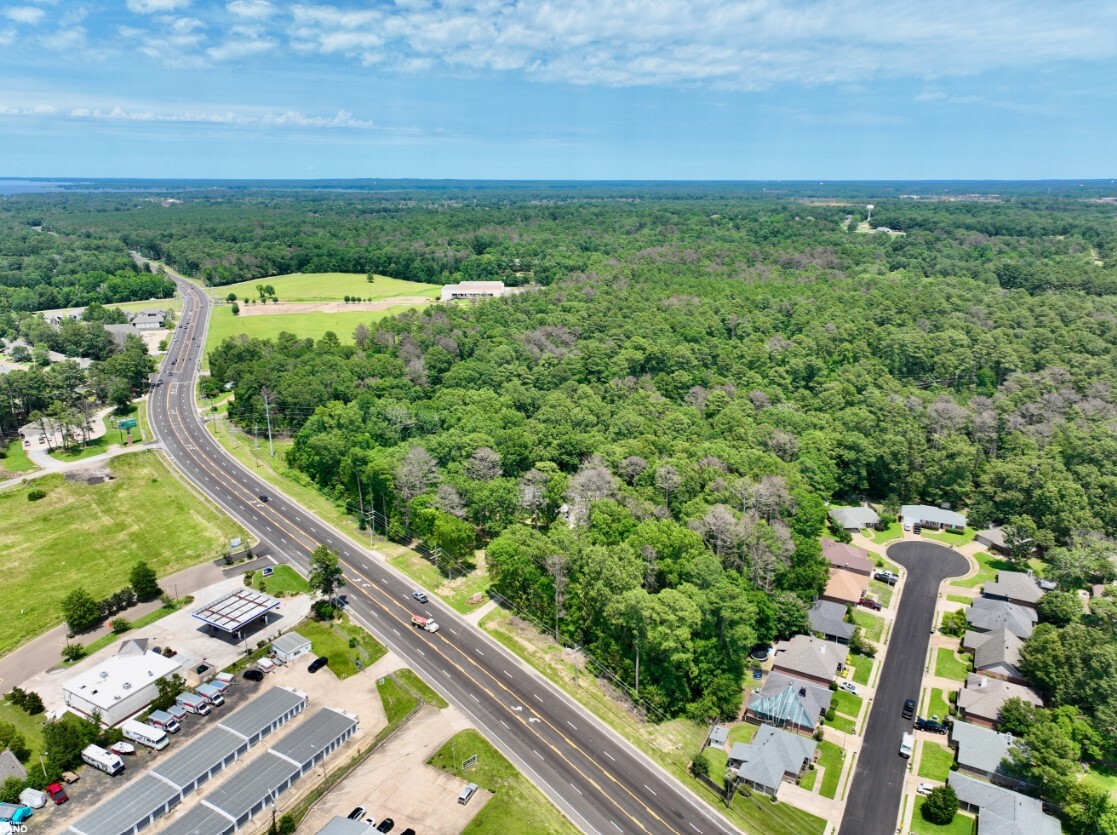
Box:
308 656 329 673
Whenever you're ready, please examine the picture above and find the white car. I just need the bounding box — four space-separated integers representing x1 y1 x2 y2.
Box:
838 681 858 695
903 521 912 531
917 783 935 795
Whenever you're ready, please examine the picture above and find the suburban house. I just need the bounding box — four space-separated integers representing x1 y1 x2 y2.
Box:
809 599 856 644
727 725 817 796
103 322 140 348
821 539 875 576
962 629 1028 685
128 309 166 330
820 568 867 607
949 720 1021 785
957 674 1043 728
899 504 967 531
966 598 1037 640
828 505 880 532
982 570 1043 609
975 526 1012 555
948 773 1061 835
440 280 507 302
745 671 833 735
771 635 848 686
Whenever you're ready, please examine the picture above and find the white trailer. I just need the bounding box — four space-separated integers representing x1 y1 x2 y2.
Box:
81 745 124 776
121 719 169 751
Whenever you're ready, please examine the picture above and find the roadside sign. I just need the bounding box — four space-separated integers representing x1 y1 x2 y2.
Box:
118 418 138 429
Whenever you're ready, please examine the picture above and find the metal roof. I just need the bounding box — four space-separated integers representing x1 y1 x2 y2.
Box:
272 631 311 655
203 754 301 821
160 804 235 835
317 816 377 835
192 589 281 633
152 727 248 790
68 774 180 835
270 708 357 763
217 686 307 740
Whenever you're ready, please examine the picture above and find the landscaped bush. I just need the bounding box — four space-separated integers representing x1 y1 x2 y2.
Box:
111 618 132 634
922 785 958 824
61 643 87 662
27 488 46 501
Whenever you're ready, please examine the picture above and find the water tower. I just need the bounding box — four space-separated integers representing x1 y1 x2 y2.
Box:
866 204 874 223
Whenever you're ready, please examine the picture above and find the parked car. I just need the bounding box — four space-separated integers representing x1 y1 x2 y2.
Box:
412 591 429 604
913 524 922 534
917 783 934 796
916 717 948 734
377 819 395 833
874 570 898 585
308 656 329 673
902 698 916 719
458 783 478 805
838 681 858 695
347 807 366 821
45 783 68 805
858 597 882 611
243 668 265 682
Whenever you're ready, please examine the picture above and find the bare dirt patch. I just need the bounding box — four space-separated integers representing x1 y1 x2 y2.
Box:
64 464 115 484
236 297 436 317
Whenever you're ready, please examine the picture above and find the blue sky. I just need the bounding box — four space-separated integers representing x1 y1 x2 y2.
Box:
1 0 1115 179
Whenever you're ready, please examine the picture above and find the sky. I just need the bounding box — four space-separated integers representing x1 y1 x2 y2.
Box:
0 0 1115 179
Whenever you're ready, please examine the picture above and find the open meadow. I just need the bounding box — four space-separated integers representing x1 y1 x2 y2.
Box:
218 272 440 303
0 452 243 655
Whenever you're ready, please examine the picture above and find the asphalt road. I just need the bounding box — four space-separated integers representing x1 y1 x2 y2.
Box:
146 270 737 835
839 541 968 835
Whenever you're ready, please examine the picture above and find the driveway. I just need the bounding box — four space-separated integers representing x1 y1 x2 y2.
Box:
839 541 967 835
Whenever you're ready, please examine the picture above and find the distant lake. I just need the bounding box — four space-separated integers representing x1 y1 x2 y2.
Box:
0 180 69 194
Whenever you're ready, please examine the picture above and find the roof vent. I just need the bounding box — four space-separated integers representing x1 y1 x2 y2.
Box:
799 687 806 697
123 682 131 690
100 671 109 679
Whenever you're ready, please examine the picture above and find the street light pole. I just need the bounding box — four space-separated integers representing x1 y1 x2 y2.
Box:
39 750 48 779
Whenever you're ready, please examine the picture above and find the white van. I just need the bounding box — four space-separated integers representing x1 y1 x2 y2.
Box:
899 732 914 759
122 719 169 751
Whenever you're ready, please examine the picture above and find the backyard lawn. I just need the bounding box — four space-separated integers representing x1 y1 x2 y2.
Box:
917 742 955 782
727 723 758 746
851 610 885 643
1084 763 1117 798
0 452 243 656
0 700 47 765
911 798 977 835
429 729 578 834
952 549 1015 589
934 648 973 681
849 653 874 686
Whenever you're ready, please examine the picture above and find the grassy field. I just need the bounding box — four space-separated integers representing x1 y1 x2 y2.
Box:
849 653 874 686
934 648 972 681
49 433 110 463
911 797 977 835
917 742 955 781
297 615 387 679
376 673 420 725
252 565 309 596
204 305 416 359
0 451 243 656
219 272 440 303
952 549 1015 589
429 729 578 835
729 788 827 835
921 527 978 547
1 439 37 474
925 688 952 720
852 610 885 643
74 602 181 660
0 700 47 765
816 739 845 799
393 667 449 709
383 543 491 614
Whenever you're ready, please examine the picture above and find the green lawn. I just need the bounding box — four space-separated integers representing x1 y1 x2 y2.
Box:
0 700 47 765
377 673 420 725
947 594 973 605
74 603 181 660
386 546 491 614
252 565 310 596
297 615 387 679
704 745 730 780
48 434 110 463
849 653 874 686
925 688 952 721
869 579 894 608
934 648 973 681
1083 763 1117 798
917 742 955 781
729 788 827 835
727 723 758 745
912 797 977 835
872 522 904 544
831 690 863 720
851 610 885 643
0 452 243 656
393 667 449 709
952 549 1015 589
218 272 441 303
827 713 857 735
816 739 845 799
1 439 37 473
429 729 578 835
921 527 978 547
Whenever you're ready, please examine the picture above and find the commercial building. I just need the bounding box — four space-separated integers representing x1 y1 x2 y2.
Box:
271 631 312 663
63 649 182 726
440 280 507 302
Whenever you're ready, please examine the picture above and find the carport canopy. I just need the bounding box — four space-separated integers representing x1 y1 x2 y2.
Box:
192 588 281 634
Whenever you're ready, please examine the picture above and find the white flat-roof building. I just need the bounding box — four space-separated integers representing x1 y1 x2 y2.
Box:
63 651 182 726
271 631 312 663
440 281 507 302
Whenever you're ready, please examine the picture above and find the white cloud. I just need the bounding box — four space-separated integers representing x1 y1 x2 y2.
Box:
126 0 192 14
207 36 275 61
4 6 46 24
39 25 86 51
0 26 15 45
227 0 273 19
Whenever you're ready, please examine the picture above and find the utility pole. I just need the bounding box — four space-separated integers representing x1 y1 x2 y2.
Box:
252 421 260 467
262 390 274 458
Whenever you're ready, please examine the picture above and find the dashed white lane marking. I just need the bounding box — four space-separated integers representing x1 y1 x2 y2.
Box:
533 749 544 760
415 648 425 656
610 821 622 832
567 720 577 730
500 720 510 729
688 823 701 833
603 750 615 761
470 693 480 702
533 693 543 703
644 784 656 796
571 783 582 795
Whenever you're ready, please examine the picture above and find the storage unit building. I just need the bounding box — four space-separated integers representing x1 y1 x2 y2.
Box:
216 686 307 745
67 775 180 835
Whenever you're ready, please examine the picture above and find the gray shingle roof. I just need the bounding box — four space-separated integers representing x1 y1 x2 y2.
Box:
948 773 1061 835
966 598 1037 639
809 599 856 642
901 504 967 528
748 672 832 729
950 720 1016 776
0 749 26 782
828 506 880 529
984 571 1043 605
729 725 816 793
963 629 1025 679
958 675 1043 723
772 635 848 681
